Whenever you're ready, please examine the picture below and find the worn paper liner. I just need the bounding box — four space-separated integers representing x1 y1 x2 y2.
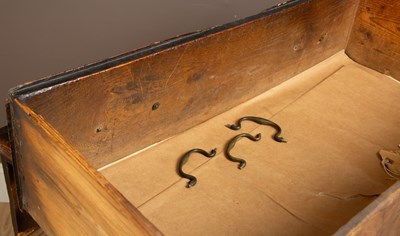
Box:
101 51 400 235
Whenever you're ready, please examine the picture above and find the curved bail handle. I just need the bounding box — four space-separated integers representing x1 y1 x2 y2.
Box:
225 116 287 143
225 133 261 169
178 148 217 188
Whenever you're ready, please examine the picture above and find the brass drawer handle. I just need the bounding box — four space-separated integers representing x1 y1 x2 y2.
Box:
226 116 287 143
178 148 217 188
225 133 261 169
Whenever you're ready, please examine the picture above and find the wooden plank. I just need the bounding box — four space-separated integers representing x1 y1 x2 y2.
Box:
9 99 161 235
0 123 41 235
334 181 400 235
0 126 11 161
346 0 400 80
18 0 359 169
1 156 42 235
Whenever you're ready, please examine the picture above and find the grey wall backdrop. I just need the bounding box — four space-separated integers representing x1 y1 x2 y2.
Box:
0 0 281 126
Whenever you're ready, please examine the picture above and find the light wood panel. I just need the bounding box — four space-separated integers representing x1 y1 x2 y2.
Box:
9 100 161 235
19 0 359 169
334 182 400 236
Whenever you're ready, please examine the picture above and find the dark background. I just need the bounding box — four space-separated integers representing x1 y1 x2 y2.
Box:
0 0 281 126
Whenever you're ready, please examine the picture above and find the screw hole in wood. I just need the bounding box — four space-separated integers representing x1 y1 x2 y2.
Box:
152 102 160 111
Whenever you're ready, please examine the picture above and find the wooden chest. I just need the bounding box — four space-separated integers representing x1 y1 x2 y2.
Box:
1 0 400 235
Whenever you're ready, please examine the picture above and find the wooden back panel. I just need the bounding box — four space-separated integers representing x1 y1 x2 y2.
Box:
346 0 400 79
16 0 358 169
8 99 161 235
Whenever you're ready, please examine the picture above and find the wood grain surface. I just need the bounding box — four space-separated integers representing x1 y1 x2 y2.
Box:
1 123 42 235
20 0 359 169
346 0 400 79
9 100 161 235
334 182 400 236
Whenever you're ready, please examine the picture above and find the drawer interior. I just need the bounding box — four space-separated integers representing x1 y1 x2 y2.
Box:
6 0 400 234
98 51 400 235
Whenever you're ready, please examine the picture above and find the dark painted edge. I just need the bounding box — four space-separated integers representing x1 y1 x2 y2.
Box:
10 0 305 98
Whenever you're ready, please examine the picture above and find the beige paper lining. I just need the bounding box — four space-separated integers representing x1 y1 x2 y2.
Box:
101 51 400 235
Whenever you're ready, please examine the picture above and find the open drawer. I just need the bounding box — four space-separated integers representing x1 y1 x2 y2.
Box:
1 0 400 235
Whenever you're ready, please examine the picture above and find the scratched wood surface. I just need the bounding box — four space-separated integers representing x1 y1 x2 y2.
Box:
19 0 359 169
8 100 161 235
346 0 400 80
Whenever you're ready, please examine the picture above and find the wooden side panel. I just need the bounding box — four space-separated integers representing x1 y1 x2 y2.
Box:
0 126 11 161
346 0 400 79
334 182 400 235
0 121 40 234
21 0 359 168
1 153 41 235
9 100 161 235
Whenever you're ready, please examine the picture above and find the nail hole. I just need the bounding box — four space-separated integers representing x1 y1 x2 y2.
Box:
318 33 328 44
152 102 160 111
95 127 102 133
